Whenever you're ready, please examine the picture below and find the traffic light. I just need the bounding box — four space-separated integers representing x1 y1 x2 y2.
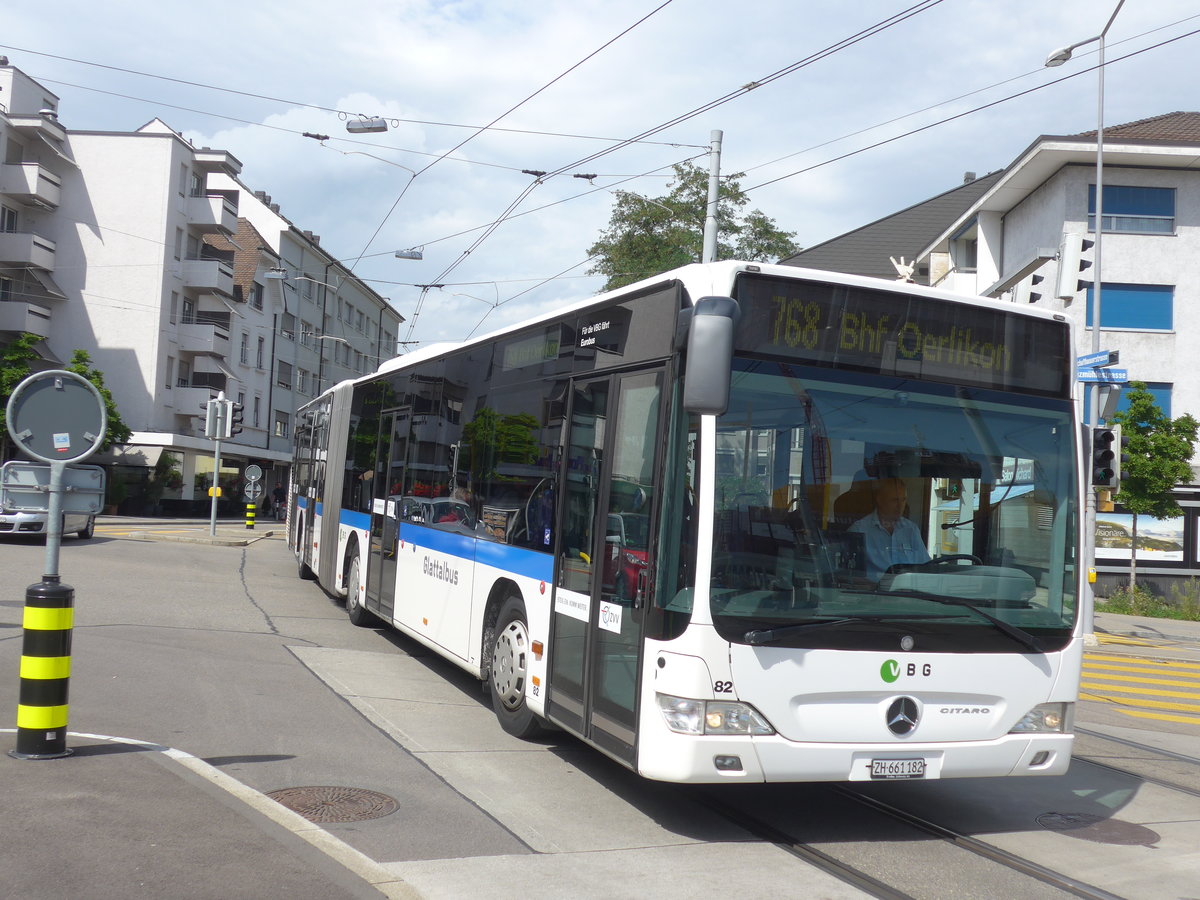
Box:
1015 273 1045 304
227 401 245 438
1055 232 1094 300
204 398 223 439
1090 424 1129 491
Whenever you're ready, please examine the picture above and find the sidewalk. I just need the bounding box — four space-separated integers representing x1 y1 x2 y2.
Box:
0 731 417 899
98 514 285 547
1093 609 1200 644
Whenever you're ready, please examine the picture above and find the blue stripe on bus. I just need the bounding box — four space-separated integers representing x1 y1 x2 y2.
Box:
297 496 308 511
341 510 371 531
400 524 553 582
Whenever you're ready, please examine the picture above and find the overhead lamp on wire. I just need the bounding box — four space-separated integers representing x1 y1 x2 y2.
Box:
346 115 389 134
395 248 424 260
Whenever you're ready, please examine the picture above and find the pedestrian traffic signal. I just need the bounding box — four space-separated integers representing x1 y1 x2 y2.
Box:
227 401 245 438
1055 232 1094 300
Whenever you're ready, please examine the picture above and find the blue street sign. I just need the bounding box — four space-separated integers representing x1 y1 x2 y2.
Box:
1077 367 1128 383
1076 350 1119 368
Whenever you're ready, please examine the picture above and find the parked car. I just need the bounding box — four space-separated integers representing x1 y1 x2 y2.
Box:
0 507 96 540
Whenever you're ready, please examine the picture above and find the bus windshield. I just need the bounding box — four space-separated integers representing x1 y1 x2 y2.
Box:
708 358 1077 652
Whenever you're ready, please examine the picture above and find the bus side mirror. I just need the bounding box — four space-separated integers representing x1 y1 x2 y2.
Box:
682 296 740 415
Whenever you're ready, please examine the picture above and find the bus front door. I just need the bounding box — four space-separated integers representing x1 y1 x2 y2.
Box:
548 368 665 764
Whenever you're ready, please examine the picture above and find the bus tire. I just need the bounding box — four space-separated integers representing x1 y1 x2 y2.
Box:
489 596 544 739
345 553 374 626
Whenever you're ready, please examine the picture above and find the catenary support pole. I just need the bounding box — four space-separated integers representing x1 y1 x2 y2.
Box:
702 129 723 264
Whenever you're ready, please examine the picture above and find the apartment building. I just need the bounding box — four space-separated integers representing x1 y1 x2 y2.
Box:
0 61 402 513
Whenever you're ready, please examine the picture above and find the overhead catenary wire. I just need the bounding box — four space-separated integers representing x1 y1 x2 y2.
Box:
396 0 949 338
3 41 702 149
350 0 678 272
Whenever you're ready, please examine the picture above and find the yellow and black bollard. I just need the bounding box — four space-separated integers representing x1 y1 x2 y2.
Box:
11 576 74 759
245 501 256 530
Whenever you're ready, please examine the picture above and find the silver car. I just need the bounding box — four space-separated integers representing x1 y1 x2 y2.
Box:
0 508 96 540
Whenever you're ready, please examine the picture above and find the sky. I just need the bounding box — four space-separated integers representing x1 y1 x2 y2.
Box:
3 0 1199 349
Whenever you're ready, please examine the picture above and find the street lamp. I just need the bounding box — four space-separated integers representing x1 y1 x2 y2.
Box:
1045 0 1125 641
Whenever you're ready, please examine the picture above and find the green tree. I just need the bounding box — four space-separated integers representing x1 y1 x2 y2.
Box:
1111 381 1199 590
587 162 799 291
0 333 44 461
66 349 132 450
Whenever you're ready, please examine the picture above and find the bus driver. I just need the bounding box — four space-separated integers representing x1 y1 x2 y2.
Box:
848 477 930 581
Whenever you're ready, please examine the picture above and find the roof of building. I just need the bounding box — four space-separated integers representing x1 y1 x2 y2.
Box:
1064 110 1200 145
778 171 1003 280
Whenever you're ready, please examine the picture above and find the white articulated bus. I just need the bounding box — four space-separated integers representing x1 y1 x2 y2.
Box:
288 261 1083 784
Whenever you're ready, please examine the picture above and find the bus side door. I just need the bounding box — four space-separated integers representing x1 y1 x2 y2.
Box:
547 367 665 765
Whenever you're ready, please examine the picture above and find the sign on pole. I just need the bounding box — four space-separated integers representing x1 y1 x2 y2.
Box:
1077 368 1128 383
1076 350 1119 369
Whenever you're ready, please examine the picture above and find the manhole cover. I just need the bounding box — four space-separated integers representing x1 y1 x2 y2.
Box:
1037 812 1160 847
266 786 399 823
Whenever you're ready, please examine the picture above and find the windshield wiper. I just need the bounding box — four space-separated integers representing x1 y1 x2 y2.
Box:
883 590 1044 653
745 614 946 646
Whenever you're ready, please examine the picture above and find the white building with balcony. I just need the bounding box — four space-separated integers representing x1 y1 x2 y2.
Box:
0 60 403 513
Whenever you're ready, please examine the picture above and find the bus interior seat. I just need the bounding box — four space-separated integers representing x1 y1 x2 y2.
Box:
831 481 874 531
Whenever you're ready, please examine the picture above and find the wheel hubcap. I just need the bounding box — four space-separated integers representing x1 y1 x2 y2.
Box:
493 619 529 711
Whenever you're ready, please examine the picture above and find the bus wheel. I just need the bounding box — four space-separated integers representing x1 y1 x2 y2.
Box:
490 597 544 739
345 553 373 626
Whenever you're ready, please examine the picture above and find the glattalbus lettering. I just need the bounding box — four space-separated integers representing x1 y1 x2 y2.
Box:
422 556 460 585
838 312 1012 374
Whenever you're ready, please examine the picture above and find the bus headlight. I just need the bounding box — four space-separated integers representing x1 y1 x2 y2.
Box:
1009 702 1073 734
656 693 775 736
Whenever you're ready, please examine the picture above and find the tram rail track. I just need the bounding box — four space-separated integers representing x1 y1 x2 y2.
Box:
698 781 1123 900
1074 725 1200 800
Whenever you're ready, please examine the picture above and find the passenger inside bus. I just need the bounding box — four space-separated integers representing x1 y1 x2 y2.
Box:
848 477 930 581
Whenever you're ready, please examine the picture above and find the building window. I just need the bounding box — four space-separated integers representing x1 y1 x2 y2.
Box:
253 396 261 428
296 368 309 394
281 312 296 341
0 277 13 301
251 282 264 310
1 205 19 233
274 411 290 439
356 310 364 332
169 291 179 325
277 360 293 389
240 332 250 365
1089 185 1175 234
1087 382 1173 423
174 228 184 260
256 336 265 369
176 359 191 389
178 163 187 197
165 356 175 390
1086 283 1174 331
303 277 314 300
300 321 313 348
190 170 205 198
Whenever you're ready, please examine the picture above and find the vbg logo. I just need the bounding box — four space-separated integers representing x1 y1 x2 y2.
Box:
880 659 933 683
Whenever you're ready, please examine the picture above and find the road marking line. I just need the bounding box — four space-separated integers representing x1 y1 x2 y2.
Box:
1079 670 1200 689
1079 680 1200 701
1085 653 1200 670
1077 689 1200 714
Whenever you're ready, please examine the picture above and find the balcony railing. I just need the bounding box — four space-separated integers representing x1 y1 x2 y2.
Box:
0 299 52 338
0 231 55 268
181 256 234 296
0 163 62 208
185 192 238 234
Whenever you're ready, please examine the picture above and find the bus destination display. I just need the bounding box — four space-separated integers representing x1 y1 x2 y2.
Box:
734 274 1070 397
